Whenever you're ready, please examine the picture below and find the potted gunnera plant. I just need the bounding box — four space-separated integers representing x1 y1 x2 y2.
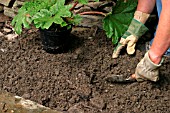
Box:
11 0 96 53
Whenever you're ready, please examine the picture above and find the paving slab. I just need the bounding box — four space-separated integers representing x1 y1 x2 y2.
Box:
0 0 12 6
0 90 66 113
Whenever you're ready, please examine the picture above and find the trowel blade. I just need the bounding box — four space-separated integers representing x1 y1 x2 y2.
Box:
105 74 136 83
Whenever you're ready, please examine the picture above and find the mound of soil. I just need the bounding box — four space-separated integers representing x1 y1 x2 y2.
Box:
0 24 170 113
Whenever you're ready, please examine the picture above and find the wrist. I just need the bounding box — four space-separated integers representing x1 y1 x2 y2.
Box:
148 51 162 64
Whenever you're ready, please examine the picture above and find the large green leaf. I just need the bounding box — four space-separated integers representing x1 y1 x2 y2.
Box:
103 0 138 44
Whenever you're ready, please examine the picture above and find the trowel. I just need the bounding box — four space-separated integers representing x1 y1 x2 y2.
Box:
105 74 136 83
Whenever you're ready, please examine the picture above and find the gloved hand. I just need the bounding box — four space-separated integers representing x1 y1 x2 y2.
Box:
135 52 163 82
105 52 163 83
112 11 149 58
112 18 148 58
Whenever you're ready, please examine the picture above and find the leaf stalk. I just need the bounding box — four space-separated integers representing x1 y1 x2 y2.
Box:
79 11 107 17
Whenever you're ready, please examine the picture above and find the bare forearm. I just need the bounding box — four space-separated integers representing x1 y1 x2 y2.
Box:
149 0 170 64
137 0 156 13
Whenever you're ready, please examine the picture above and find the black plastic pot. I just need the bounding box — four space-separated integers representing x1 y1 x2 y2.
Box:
40 27 72 53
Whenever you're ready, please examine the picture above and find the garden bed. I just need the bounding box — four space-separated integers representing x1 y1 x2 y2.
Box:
0 18 170 113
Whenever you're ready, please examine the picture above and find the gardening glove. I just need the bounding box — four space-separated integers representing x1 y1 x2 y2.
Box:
135 51 164 82
112 11 150 58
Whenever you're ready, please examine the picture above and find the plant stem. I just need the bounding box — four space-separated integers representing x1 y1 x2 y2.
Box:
79 11 107 16
70 1 79 11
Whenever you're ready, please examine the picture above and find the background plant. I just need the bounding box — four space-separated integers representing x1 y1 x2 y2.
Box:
11 0 137 46
11 0 99 34
72 0 138 45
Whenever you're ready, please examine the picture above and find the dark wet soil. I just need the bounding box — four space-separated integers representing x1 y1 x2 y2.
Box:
0 20 170 113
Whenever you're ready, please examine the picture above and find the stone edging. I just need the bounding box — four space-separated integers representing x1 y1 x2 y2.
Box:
0 90 65 113
0 0 26 17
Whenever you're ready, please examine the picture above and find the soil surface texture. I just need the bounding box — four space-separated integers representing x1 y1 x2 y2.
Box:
0 20 170 113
